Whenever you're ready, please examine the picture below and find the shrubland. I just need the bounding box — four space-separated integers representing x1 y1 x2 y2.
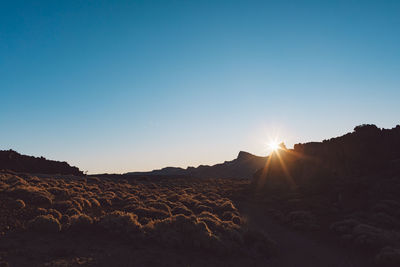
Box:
0 171 274 266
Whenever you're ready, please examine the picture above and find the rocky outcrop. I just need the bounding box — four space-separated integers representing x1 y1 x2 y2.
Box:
0 150 83 176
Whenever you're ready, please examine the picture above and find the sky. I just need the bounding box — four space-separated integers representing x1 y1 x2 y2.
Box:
1 0 399 174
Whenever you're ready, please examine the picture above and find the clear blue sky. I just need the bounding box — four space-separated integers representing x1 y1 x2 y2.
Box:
1 0 399 174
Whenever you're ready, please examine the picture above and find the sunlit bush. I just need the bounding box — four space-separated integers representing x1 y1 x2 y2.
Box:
99 211 142 237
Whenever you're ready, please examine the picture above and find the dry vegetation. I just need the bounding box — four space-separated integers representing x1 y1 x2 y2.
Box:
0 171 275 266
251 125 400 267
256 171 400 267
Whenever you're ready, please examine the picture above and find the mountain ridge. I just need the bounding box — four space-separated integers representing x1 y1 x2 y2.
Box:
126 151 268 179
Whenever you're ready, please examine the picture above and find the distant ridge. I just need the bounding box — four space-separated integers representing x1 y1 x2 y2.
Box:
253 124 400 191
127 151 267 179
0 150 83 176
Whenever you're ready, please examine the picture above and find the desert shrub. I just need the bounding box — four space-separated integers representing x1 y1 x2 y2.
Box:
46 209 62 220
132 207 169 220
81 198 92 209
171 205 193 216
166 193 179 202
27 176 41 184
180 198 201 210
71 198 85 211
192 193 207 201
217 201 237 212
197 212 223 232
201 199 219 210
60 215 70 225
99 211 142 237
111 196 124 206
124 196 140 204
231 215 242 225
11 199 25 210
103 191 116 200
0 181 8 191
6 185 53 205
193 204 213 214
27 215 61 233
87 185 101 194
52 201 74 213
3 175 28 187
36 207 48 215
222 211 242 225
69 214 93 231
99 197 112 207
150 214 214 249
146 202 171 214
65 208 81 216
375 247 400 267
89 198 101 208
47 187 70 199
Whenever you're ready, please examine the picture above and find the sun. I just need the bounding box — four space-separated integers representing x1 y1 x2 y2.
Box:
268 141 281 151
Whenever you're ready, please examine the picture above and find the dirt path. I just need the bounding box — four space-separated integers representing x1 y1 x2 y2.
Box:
237 201 375 267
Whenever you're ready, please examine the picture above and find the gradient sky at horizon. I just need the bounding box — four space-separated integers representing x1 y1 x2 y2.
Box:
1 0 399 174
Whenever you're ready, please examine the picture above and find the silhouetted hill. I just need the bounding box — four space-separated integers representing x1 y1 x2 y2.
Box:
253 124 400 192
0 150 83 176
127 151 267 179
252 124 400 263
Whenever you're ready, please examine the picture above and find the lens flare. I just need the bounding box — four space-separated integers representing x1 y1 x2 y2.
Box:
268 141 280 151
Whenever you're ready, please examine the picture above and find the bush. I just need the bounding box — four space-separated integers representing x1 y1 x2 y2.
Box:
151 214 214 249
65 208 81 216
193 204 213 214
52 201 74 212
27 215 61 233
11 199 25 210
99 211 142 237
7 186 53 205
221 211 242 224
133 207 169 220
69 214 93 231
171 205 193 216
89 198 101 208
47 209 62 220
